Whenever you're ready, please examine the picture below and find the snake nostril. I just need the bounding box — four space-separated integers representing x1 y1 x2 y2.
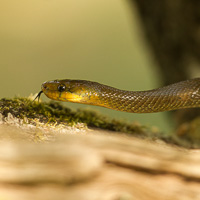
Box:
42 84 48 90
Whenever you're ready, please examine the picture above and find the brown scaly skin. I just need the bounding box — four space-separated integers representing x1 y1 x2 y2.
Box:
39 78 200 113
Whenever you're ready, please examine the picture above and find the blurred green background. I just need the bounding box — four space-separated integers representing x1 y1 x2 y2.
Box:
0 0 173 131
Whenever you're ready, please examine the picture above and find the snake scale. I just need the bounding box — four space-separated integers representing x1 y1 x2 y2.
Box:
35 78 200 113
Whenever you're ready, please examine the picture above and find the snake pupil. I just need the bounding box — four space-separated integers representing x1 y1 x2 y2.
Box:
58 84 66 92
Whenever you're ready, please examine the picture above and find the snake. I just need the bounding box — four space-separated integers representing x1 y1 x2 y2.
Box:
34 78 200 113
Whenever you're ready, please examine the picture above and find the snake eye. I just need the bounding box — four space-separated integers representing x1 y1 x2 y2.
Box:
57 84 66 92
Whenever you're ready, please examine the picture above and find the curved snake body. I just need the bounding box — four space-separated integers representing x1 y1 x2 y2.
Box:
38 78 200 113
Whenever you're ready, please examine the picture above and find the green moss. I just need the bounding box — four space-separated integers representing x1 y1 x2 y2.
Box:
0 97 155 136
1 97 199 148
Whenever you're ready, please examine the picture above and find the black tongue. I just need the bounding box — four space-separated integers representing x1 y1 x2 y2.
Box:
33 91 43 102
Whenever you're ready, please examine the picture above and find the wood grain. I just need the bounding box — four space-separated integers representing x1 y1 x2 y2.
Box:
0 124 200 200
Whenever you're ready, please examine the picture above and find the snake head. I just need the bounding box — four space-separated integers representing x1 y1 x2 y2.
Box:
41 79 99 104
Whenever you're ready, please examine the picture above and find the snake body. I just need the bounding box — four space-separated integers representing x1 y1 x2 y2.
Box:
38 78 200 113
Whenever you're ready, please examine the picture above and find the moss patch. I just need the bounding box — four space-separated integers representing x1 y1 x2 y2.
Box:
0 97 156 136
0 98 147 134
0 97 200 148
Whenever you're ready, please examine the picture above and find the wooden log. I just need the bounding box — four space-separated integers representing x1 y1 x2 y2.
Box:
0 124 200 200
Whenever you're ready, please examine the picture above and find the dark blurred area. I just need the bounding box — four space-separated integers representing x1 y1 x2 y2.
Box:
129 0 200 125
